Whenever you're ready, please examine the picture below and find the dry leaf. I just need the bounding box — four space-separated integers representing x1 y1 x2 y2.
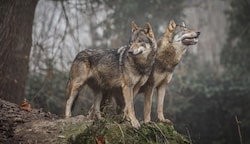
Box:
95 136 105 144
20 98 32 112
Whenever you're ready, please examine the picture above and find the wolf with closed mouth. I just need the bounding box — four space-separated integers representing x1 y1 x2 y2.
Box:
65 22 157 128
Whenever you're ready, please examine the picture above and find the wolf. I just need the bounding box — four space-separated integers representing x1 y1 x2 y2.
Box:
100 20 200 123
65 22 157 128
141 20 200 123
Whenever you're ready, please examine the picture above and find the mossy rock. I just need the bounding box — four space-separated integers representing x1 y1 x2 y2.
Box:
67 119 190 144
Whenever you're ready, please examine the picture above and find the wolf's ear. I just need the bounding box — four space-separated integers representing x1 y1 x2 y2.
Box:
182 22 186 27
168 19 176 32
144 22 155 39
165 19 176 43
132 21 139 32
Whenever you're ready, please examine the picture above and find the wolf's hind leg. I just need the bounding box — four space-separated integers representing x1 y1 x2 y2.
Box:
87 91 103 120
65 78 86 118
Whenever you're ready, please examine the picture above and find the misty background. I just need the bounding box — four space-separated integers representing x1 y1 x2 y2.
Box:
1 0 249 143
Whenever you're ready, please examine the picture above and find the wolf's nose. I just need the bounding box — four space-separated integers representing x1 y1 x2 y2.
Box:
196 32 201 36
128 49 133 54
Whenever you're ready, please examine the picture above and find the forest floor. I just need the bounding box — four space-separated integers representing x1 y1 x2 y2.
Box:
0 98 91 144
0 98 190 144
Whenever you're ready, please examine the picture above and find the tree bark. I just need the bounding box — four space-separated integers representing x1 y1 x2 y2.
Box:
0 0 38 104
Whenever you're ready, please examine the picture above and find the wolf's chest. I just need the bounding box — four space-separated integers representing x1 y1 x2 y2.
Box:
152 71 173 87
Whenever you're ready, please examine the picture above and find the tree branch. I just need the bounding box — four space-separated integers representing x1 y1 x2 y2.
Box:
235 116 243 144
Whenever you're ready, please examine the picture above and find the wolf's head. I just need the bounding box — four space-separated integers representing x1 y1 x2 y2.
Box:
127 22 157 55
165 20 200 47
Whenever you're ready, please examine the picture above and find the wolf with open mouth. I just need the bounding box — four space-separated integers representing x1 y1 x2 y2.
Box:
141 20 201 123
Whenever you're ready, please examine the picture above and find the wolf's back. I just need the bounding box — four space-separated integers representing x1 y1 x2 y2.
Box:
70 47 128 90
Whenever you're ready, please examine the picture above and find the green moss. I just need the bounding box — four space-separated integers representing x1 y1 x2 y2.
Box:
66 119 190 144
55 119 93 144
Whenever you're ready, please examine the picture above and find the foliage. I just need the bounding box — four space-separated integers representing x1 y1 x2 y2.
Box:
25 70 68 115
101 0 184 45
166 64 250 144
220 0 250 77
63 95 189 144
25 68 96 116
67 119 190 144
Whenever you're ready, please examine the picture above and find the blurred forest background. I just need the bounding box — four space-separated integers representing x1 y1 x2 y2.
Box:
0 0 250 143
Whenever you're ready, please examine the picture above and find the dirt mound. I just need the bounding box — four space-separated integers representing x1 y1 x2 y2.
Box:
0 99 190 144
68 120 190 144
0 98 59 143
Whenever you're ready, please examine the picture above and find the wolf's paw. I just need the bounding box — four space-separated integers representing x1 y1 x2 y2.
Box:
87 111 103 120
159 118 172 124
87 113 94 120
96 113 104 120
131 119 140 129
65 115 71 119
144 117 151 124
144 121 154 125
131 121 141 129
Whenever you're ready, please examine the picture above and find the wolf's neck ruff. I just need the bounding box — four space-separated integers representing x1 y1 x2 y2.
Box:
118 45 128 66
154 39 183 73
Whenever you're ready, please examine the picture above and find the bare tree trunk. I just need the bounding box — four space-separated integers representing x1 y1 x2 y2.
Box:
0 0 38 104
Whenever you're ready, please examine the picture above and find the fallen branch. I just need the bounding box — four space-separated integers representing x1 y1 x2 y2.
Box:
235 116 243 144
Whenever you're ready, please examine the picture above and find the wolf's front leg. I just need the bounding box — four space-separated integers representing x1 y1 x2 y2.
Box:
143 86 154 123
122 85 140 129
156 84 171 123
133 82 142 97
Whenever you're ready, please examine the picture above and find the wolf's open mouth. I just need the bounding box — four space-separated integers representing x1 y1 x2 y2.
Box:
182 36 198 45
128 49 143 56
